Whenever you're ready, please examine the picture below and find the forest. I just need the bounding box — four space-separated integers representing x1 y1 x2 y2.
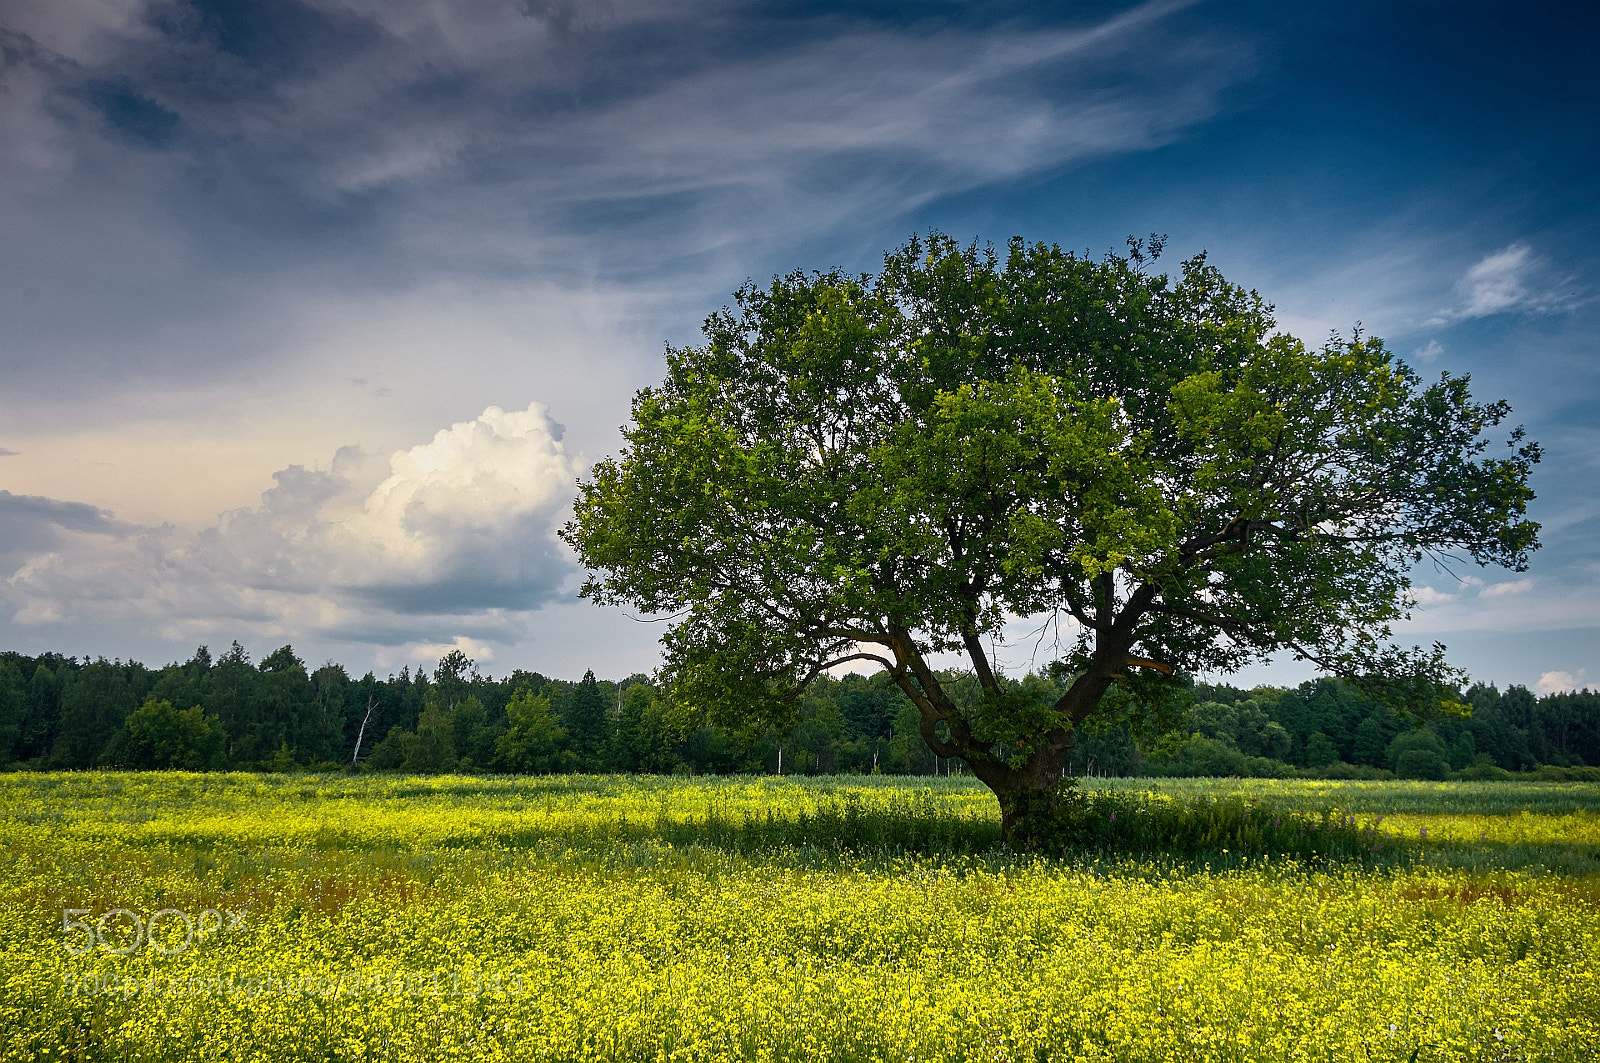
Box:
2 643 1597 781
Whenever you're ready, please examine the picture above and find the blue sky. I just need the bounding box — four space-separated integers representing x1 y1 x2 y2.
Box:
1 0 1594 690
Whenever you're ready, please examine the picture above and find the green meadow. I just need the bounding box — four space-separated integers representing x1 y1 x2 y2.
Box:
3 773 1598 1061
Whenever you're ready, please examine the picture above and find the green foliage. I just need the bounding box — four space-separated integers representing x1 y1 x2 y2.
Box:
0 660 23 766
446 695 494 771
402 701 456 773
1304 731 1339 767
564 669 612 760
1390 728 1452 780
51 659 144 768
2 647 1597 785
494 688 570 773
258 644 305 674
19 660 65 762
107 697 225 770
563 232 1541 824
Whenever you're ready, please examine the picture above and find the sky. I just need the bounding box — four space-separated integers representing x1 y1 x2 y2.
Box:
1 0 1595 693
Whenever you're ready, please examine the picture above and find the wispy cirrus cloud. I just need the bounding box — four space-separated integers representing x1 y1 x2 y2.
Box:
1426 243 1583 326
1480 579 1533 599
0 0 1253 519
1399 572 1600 636
1 0 1247 336
0 0 1255 557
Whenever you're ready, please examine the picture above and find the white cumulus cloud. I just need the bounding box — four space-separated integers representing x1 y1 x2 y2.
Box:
2 402 582 652
1408 585 1457 606
1536 668 1588 695
377 636 498 673
196 402 581 612
1480 579 1533 599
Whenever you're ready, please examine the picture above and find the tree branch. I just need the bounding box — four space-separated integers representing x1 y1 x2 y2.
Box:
813 652 896 675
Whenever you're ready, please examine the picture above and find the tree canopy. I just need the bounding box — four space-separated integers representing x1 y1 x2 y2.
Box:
564 233 1540 838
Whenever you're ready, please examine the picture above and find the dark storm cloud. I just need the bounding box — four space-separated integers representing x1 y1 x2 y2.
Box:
343 554 573 615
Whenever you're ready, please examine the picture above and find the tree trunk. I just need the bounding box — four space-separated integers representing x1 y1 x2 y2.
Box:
968 744 1074 847
886 632 1101 847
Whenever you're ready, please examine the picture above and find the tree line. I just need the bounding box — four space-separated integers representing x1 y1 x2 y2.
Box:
1 644 1596 780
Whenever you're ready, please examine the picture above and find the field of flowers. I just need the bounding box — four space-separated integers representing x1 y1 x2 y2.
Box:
2 772 1597 1062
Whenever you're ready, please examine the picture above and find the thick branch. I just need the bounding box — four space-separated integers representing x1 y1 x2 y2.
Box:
915 711 965 761
1059 578 1099 630
1048 580 1162 725
812 651 896 676
1175 517 1303 569
884 623 978 759
958 620 1000 695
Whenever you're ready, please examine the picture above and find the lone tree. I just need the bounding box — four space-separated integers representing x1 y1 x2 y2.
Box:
563 234 1539 841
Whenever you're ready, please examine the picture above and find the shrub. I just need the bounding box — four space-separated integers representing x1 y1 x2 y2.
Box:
1394 748 1451 780
1454 758 1512 781
1044 784 1390 863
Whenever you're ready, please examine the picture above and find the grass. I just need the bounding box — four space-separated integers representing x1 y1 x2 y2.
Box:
2 772 1598 1061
